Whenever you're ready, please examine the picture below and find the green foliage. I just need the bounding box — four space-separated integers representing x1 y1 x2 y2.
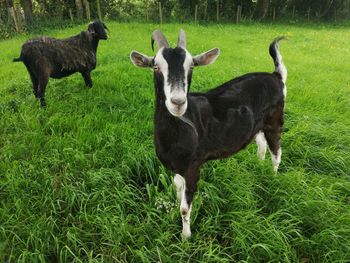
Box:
1 0 350 38
0 22 350 262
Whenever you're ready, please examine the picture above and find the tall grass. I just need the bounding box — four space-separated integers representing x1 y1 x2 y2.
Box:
0 22 349 262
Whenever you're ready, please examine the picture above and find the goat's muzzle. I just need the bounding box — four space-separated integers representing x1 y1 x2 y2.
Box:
166 95 188 117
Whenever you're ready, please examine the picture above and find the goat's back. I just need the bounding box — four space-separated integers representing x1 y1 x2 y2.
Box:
19 33 95 74
203 72 284 118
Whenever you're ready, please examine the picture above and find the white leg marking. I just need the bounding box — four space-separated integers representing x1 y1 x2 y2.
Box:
270 148 282 173
174 174 185 202
180 184 192 239
256 131 267 160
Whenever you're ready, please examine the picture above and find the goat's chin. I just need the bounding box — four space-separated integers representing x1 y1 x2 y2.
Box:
166 103 187 117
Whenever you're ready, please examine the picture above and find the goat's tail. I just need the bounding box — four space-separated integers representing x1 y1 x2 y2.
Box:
269 36 287 84
13 57 22 62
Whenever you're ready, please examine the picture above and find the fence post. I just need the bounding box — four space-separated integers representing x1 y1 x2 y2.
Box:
307 7 310 22
69 8 74 21
75 0 83 18
9 7 20 32
236 5 241 24
146 0 149 21
216 0 219 22
159 2 163 24
8 5 23 32
83 0 91 20
96 0 102 20
273 7 276 22
195 5 198 24
292 6 295 19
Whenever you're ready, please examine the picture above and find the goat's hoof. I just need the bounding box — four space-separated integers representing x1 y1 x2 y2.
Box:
181 230 191 240
40 99 46 108
257 154 266 161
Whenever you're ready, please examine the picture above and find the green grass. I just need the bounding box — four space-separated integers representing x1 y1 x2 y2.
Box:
0 22 350 262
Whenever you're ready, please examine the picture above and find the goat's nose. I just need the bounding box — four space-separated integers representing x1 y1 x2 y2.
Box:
171 97 186 106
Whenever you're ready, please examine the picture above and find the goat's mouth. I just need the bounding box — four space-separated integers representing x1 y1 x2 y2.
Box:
166 101 188 117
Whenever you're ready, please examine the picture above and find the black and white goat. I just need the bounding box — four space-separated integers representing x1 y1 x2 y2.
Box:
130 30 287 238
13 20 108 107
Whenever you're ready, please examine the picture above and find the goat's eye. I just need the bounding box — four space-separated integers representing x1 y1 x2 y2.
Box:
153 65 159 71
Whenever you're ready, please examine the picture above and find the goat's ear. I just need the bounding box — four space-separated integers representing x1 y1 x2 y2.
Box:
88 22 95 34
193 48 220 66
130 51 153 68
102 23 109 32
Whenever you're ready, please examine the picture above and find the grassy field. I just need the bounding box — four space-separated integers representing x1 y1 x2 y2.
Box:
0 21 350 262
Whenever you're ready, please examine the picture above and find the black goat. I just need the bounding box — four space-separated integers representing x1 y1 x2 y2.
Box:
130 30 287 238
13 20 108 107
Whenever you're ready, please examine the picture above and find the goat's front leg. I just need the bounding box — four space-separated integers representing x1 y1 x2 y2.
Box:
82 71 93 87
37 75 49 108
180 166 200 239
174 174 185 203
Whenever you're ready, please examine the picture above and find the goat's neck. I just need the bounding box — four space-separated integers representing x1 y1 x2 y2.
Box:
91 38 99 52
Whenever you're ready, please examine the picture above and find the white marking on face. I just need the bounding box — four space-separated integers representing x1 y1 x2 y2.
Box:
183 49 193 90
154 48 193 117
256 131 267 160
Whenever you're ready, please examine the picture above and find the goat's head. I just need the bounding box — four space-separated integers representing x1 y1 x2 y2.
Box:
130 30 220 117
88 20 108 40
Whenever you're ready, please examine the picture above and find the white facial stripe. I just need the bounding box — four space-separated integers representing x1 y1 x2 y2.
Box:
183 49 193 95
155 48 192 117
154 48 172 102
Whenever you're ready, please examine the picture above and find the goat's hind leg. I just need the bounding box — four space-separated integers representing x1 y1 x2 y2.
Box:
27 69 39 98
256 131 267 160
264 128 282 172
263 103 284 172
174 174 185 203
